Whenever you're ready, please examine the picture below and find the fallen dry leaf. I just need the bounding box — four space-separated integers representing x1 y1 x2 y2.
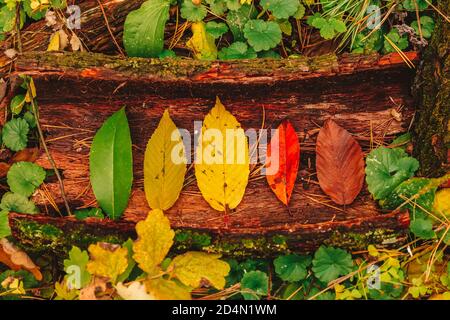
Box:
0 162 11 178
316 119 365 205
0 238 42 280
11 148 40 163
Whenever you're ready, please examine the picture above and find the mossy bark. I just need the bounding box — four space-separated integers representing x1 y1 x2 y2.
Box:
413 0 450 177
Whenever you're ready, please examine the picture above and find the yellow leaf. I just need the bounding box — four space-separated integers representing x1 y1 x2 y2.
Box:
144 110 187 210
86 243 128 283
133 209 174 274
434 189 450 217
47 31 60 51
169 251 230 290
186 21 217 60
145 278 191 300
116 281 152 300
367 245 379 257
429 292 450 300
195 97 249 211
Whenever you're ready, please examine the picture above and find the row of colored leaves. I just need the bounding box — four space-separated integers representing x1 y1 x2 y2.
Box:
122 0 436 60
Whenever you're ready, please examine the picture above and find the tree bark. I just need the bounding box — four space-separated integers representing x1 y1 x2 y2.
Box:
6 51 417 256
413 0 450 177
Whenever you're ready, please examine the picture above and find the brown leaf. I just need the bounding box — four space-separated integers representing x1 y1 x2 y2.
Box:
11 147 40 163
0 162 10 178
0 238 42 280
316 119 365 205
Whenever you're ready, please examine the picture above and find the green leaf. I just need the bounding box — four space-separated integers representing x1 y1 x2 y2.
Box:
260 0 299 19
7 162 46 197
0 5 24 33
207 0 227 15
243 19 282 52
241 271 269 300
23 111 36 128
158 49 176 58
312 246 353 283
258 49 281 59
365 147 419 200
2 118 30 152
218 41 257 60
390 132 412 148
90 108 133 219
274 254 311 282
410 217 435 239
383 28 409 53
380 178 437 217
351 29 383 54
0 209 11 238
23 0 47 20
226 4 256 41
10 94 26 115
180 0 207 22
225 0 241 11
74 207 105 220
307 13 347 40
206 21 229 39
63 246 91 289
117 238 136 283
123 0 171 57
411 16 435 39
293 3 305 19
402 0 429 11
0 192 39 214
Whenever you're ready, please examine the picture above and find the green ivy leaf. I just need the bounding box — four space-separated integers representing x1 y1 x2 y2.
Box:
90 108 133 219
74 207 105 220
0 209 11 238
63 246 91 289
383 28 409 53
123 0 171 57
2 118 30 152
7 162 46 197
365 147 419 200
218 41 257 60
312 246 353 283
241 271 269 300
0 192 39 214
260 0 299 19
206 21 229 39
180 0 207 22
411 16 435 39
274 254 311 282
243 19 282 52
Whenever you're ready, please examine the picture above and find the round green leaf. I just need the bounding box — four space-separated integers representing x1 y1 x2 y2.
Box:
218 41 257 60
181 0 207 22
240 271 269 300
312 246 353 283
411 16 435 39
274 254 311 282
7 162 46 197
410 217 436 239
0 192 39 214
206 21 229 39
2 118 30 152
243 19 282 52
260 0 299 19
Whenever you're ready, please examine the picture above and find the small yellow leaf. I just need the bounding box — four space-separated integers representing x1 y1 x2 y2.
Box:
169 251 230 290
144 109 187 210
133 209 174 274
86 243 128 283
186 21 218 60
195 97 249 211
145 278 191 300
434 189 450 217
367 245 379 257
47 31 60 51
116 281 152 300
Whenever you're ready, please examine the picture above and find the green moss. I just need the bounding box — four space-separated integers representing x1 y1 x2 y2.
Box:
323 228 400 250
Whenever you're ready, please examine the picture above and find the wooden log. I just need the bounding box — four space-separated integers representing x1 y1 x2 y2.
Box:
413 0 450 177
7 51 418 255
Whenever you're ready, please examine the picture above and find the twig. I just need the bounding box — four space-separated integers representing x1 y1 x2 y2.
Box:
96 0 125 57
27 82 72 216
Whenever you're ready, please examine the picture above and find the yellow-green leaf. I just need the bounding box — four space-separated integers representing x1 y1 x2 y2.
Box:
86 243 128 283
144 110 187 210
145 278 191 300
186 21 218 60
195 97 249 211
169 251 230 290
133 209 174 274
434 189 450 218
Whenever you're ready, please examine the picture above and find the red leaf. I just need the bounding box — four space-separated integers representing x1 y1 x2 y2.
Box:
316 119 365 205
266 120 300 205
